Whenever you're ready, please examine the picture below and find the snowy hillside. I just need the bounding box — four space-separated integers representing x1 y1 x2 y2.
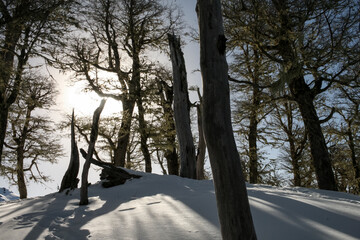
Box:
0 171 359 240
0 187 19 202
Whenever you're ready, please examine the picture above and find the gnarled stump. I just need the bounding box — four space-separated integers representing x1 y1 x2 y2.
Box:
80 148 141 188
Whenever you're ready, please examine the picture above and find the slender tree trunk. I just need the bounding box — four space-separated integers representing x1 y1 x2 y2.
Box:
196 103 206 180
197 1 257 239
290 77 337 191
80 99 106 205
16 151 27 199
248 109 258 184
0 107 9 163
289 141 302 187
168 33 196 179
59 109 80 192
137 97 152 172
285 103 302 187
15 106 33 199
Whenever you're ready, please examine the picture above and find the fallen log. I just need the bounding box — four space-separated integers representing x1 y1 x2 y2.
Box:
80 148 141 188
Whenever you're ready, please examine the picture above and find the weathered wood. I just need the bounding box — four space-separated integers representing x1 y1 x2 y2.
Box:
195 89 206 180
168 33 196 179
59 109 80 193
197 0 257 239
80 99 106 205
80 148 141 187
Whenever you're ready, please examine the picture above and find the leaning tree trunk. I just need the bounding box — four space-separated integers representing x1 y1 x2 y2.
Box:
168 33 196 179
59 109 80 193
289 77 337 191
197 1 257 239
80 99 106 205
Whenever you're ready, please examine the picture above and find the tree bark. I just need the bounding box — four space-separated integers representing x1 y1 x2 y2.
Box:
168 33 196 179
0 107 9 164
137 96 152 172
80 148 141 188
347 125 360 192
289 77 337 191
157 79 179 175
248 106 259 184
196 99 206 180
197 1 257 239
15 105 34 199
80 99 106 205
59 109 80 193
113 99 135 167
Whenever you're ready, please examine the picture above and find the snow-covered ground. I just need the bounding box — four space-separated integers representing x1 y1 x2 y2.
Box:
0 187 19 202
0 171 359 240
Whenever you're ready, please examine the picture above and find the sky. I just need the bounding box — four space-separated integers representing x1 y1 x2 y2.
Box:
0 0 202 198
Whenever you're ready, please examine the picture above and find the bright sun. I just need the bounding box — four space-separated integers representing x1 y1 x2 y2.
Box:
60 81 122 117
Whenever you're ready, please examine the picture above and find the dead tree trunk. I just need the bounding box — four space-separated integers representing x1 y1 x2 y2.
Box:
197 1 257 239
195 89 206 180
80 148 141 188
59 109 80 193
80 99 106 205
157 79 179 175
168 33 196 179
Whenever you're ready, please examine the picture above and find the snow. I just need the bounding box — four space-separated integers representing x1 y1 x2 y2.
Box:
0 171 359 240
0 187 19 202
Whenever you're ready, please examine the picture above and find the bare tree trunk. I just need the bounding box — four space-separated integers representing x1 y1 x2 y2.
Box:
248 110 258 184
168 33 196 179
113 99 135 167
157 79 179 175
290 77 337 191
197 1 257 239
59 109 80 193
0 107 9 163
347 125 360 192
17 152 27 199
137 97 152 172
80 99 106 205
196 97 206 180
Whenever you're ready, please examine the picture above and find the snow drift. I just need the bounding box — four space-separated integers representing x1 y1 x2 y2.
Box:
0 171 359 240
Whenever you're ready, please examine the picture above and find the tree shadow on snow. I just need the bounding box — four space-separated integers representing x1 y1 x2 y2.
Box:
247 188 360 240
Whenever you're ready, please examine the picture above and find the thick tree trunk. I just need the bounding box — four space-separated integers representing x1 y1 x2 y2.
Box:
113 99 135 167
157 79 179 175
197 1 257 239
59 110 80 193
290 77 337 191
347 127 360 192
196 103 206 180
168 33 196 179
80 99 106 205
